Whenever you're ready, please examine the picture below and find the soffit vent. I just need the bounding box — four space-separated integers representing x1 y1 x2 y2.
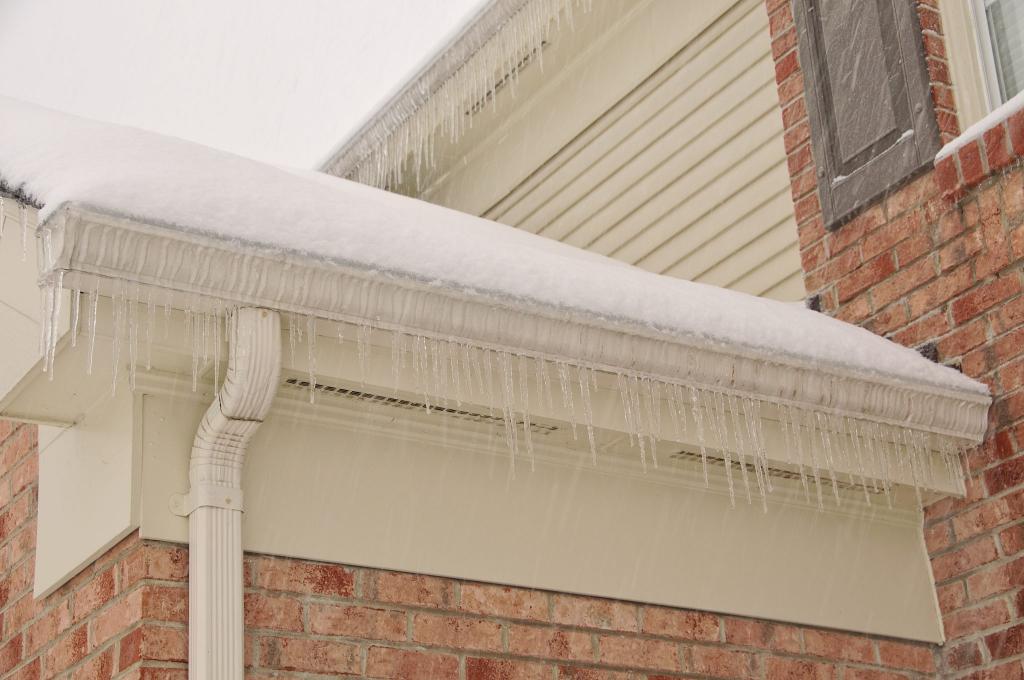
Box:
283 377 558 435
668 450 882 494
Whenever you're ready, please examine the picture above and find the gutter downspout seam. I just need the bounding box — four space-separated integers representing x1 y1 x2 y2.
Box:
183 307 281 679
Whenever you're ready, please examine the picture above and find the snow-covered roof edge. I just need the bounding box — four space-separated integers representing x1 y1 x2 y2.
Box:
319 0 588 188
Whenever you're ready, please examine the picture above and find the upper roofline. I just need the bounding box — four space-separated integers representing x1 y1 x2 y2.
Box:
317 0 528 178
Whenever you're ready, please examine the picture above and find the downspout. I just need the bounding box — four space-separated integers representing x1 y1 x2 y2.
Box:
174 308 281 679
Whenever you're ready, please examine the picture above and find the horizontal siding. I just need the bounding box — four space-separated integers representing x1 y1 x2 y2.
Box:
482 0 803 301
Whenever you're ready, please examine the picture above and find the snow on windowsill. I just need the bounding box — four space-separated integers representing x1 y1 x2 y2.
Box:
936 90 1024 161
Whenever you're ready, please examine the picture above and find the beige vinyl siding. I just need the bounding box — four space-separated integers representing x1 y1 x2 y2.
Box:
479 0 803 301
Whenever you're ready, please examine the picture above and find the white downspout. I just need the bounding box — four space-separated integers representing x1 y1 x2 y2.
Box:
174 308 281 679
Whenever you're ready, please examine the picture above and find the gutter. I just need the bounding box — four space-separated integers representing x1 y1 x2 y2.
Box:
170 308 281 678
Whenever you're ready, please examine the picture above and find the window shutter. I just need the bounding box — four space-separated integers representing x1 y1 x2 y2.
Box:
793 0 940 228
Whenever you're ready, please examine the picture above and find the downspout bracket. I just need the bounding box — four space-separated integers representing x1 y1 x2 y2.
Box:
170 485 245 517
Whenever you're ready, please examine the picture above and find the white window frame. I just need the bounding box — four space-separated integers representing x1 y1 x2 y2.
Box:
970 0 1019 108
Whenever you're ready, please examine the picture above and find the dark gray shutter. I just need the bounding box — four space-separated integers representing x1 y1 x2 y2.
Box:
793 0 941 228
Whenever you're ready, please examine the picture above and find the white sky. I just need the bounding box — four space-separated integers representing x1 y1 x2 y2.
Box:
0 0 483 168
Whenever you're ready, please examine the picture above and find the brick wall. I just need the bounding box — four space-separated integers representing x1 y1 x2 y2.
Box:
0 420 942 679
0 422 189 679
767 0 1024 676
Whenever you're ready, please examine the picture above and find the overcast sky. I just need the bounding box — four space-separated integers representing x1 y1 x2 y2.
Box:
0 0 483 168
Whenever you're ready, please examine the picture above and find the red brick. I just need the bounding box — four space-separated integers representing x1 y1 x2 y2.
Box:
689 646 759 679
943 600 1011 638
781 97 807 131
877 640 936 673
73 648 114 680
1009 109 1024 157
366 646 459 680
988 457 1024 495
924 520 953 553
803 629 875 663
25 600 71 654
935 154 960 197
252 556 354 596
777 72 806 107
895 231 934 266
0 636 23 675
764 657 836 680
598 635 679 671
723 617 801 653
261 636 360 674
946 640 983 671
91 590 142 648
460 583 548 622
775 51 800 84
953 277 1022 325
960 141 987 188
412 613 502 652
871 257 936 309
466 658 549 680
44 625 87 675
244 592 302 631
551 594 638 632
967 556 1024 600
907 264 973 319
73 568 116 621
557 668 632 680
141 584 188 623
918 5 943 33
767 0 794 38
508 624 593 662
932 537 1000 582
366 570 454 608
937 581 967 614
892 312 949 348
838 253 897 302
1000 524 1024 554
788 144 814 177
988 622 1024 660
641 606 719 641
939 319 988 359
308 603 407 641
772 26 798 62
986 123 1014 172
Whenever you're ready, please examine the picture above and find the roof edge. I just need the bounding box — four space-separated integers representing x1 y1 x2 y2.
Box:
319 0 586 188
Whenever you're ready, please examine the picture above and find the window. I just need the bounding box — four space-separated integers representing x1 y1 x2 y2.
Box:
793 0 941 228
974 0 1024 105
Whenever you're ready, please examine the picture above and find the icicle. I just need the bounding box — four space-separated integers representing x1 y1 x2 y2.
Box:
687 387 709 486
576 365 597 464
391 331 405 396
556 362 577 439
496 351 519 476
845 417 872 504
128 286 139 392
702 390 734 506
306 315 317 403
814 413 841 506
449 341 463 407
20 203 28 262
641 380 660 468
517 356 534 471
724 394 754 505
798 409 824 510
627 376 648 470
86 285 99 375
535 357 554 413
145 292 155 371
458 343 474 401
0 196 5 237
70 289 81 349
739 397 768 507
357 323 372 387
616 373 635 447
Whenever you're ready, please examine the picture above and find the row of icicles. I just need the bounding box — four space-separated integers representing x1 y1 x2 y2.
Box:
35 274 967 513
341 0 593 191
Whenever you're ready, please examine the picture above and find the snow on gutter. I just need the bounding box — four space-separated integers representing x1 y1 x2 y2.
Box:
935 90 1024 161
319 0 590 188
0 97 991 481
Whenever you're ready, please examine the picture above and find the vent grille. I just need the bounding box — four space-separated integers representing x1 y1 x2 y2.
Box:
668 450 882 494
283 378 557 435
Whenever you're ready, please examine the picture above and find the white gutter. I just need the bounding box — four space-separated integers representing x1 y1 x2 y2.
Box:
171 308 281 679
